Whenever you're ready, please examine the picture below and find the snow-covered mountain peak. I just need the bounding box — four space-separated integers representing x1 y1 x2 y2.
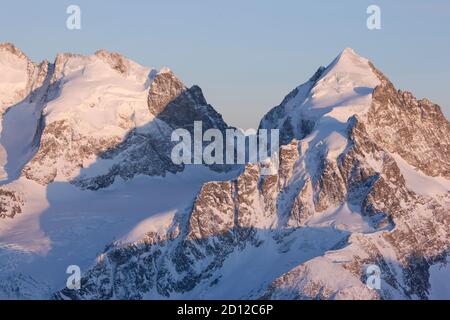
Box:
0 42 30 62
0 44 232 187
326 47 369 71
158 66 173 75
337 47 360 60
341 47 357 55
44 53 153 136
94 49 148 79
0 43 43 112
309 48 379 119
51 50 152 89
260 48 379 145
325 47 373 75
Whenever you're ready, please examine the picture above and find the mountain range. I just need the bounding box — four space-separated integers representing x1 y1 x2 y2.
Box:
0 43 449 300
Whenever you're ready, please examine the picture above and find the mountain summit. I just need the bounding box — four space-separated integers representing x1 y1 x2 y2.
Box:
0 44 231 192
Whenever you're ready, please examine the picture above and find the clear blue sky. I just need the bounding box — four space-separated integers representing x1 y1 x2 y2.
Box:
1 0 449 129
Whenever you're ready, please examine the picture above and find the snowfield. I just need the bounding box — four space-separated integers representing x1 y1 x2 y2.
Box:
0 167 239 298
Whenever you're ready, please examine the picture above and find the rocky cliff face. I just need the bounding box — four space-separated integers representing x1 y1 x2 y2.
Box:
53 48 450 300
262 115 449 299
147 68 186 116
0 187 23 219
366 63 450 179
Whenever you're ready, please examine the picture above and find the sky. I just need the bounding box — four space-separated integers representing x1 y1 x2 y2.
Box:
1 0 449 129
